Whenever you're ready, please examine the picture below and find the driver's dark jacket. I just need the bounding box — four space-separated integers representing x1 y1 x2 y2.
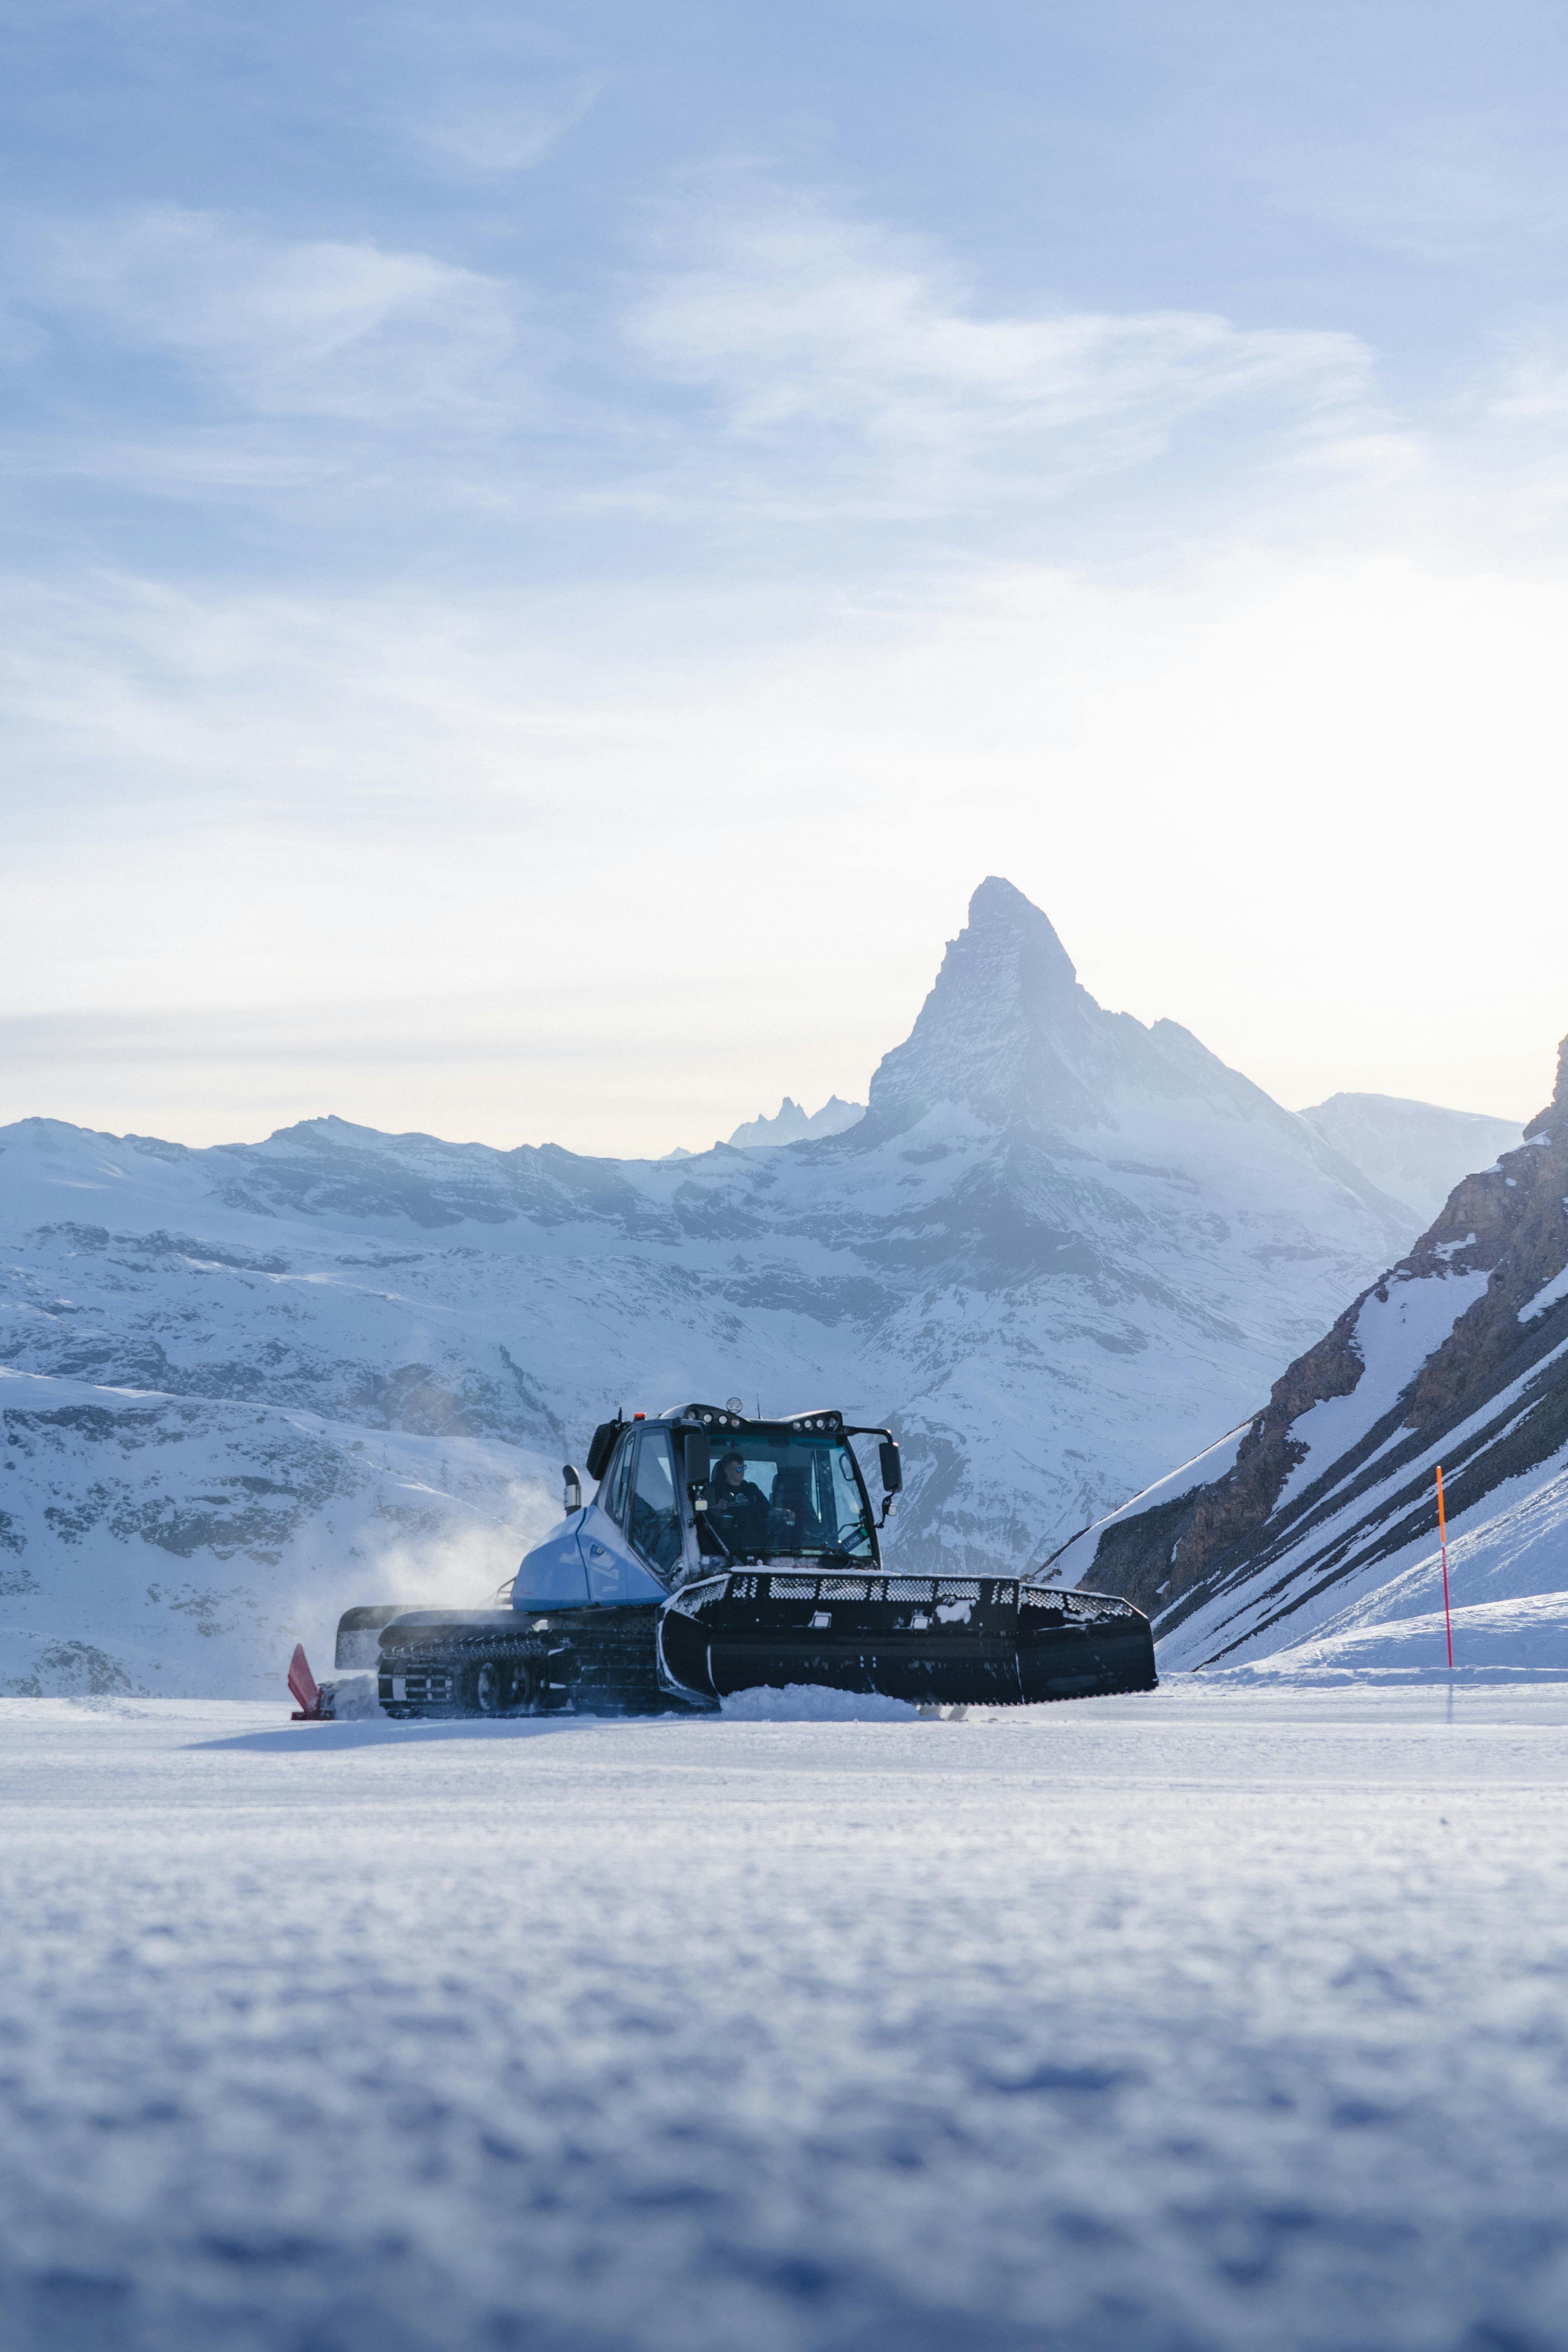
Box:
709 1477 770 1549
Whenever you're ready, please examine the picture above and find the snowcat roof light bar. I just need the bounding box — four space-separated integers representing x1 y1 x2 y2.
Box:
654 1401 899 1447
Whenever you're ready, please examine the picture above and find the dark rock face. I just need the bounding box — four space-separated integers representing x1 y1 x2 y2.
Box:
1086 1308 1368 1619
1071 1038 1568 1658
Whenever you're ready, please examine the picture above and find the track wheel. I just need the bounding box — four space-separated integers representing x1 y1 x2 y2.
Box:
464 1653 539 1717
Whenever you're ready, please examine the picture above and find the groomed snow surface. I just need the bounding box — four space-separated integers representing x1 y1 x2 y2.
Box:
5 1685 1568 2352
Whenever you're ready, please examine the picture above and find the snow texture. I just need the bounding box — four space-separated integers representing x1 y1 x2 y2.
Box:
1214 1589 1568 1680
1267 1267 1489 1511
0 880 1420 1700
719 1681 919 1719
1521 1256 1568 1323
4 1683 1568 2352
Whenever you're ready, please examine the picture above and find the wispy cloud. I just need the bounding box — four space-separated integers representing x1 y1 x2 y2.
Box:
1259 117 1568 269
625 190 1369 514
26 206 525 424
414 73 604 176
1488 343 1568 423
8 183 1377 542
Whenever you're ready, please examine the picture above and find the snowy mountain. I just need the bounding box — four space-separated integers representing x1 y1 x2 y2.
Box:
1051 1039 1568 1677
1299 1091 1523 1223
727 1096 865 1149
0 877 1423 1699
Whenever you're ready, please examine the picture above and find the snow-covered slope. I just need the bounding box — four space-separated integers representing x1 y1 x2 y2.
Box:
0 877 1420 1697
1053 1039 1568 1677
1299 1091 1524 1223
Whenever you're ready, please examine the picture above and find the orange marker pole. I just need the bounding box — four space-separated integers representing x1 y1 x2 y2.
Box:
1436 1464 1454 1671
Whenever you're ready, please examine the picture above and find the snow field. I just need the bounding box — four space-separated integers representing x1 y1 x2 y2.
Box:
1215 1591 1568 1680
3 1685 1568 2351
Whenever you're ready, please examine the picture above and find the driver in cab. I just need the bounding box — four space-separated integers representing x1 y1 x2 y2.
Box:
710 1450 769 1553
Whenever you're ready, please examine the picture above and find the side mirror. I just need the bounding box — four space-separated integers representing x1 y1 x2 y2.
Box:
683 1427 711 1508
586 1419 621 1481
878 1437 902 1495
563 1464 583 1515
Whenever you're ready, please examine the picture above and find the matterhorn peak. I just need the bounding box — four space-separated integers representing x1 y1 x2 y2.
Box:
862 879 1151 1139
963 875 1079 975
859 878 1406 1186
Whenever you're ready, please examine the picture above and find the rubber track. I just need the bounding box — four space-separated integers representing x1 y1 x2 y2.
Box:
376 1624 1156 1719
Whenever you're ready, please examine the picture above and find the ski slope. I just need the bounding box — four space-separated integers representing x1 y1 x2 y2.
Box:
4 1681 1568 2352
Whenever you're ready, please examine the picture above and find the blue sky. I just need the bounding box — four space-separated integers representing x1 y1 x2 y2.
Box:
4 2 1567 1149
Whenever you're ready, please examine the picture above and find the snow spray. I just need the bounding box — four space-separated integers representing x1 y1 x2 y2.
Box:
1436 1464 1454 1671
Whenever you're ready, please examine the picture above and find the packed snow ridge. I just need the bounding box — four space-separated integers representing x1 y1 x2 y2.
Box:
0 875 1516 1699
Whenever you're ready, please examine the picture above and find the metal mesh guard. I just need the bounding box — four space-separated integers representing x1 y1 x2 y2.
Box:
742 1573 1020 1606
1022 1586 1134 1618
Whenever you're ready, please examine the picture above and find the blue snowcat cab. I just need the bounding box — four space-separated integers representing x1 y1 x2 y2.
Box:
520 1403 882 1610
332 1399 1156 1718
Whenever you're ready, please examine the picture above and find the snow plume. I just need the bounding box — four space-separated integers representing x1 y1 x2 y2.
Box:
350 1477 554 1615
278 1460 563 1680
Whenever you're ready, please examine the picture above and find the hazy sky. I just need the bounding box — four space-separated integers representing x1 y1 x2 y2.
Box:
4 0 1567 1153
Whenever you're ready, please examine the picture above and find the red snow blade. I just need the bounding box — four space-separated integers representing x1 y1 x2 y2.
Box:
288 1643 324 1720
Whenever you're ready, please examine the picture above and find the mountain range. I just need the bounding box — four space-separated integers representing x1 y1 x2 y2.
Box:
1298 1093 1522 1223
663 1096 866 1158
0 875 1524 1697
725 1096 866 1151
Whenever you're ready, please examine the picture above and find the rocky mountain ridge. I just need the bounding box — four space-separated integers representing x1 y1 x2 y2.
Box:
726 1097 865 1151
1053 1040 1568 1675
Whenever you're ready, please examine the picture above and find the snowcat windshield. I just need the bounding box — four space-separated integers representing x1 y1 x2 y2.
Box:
704 1432 873 1562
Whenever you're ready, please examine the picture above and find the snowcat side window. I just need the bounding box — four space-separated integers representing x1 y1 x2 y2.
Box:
628 1431 682 1579
603 1434 634 1529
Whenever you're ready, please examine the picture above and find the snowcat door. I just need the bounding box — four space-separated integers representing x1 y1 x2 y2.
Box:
577 1428 670 1605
